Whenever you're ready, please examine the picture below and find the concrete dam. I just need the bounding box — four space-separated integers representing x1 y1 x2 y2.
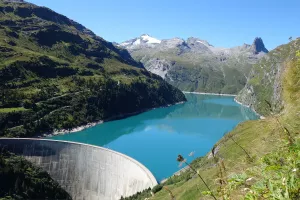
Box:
0 138 157 200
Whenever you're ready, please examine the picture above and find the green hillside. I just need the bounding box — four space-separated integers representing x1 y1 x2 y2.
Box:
124 40 300 200
236 38 300 116
0 0 186 138
0 150 72 200
137 51 254 94
122 36 267 95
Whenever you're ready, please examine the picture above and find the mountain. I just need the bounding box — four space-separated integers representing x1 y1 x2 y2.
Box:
119 35 268 94
236 38 300 116
251 37 269 54
0 0 186 138
120 34 161 49
123 39 300 200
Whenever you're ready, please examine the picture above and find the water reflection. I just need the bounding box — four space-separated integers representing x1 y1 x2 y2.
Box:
51 94 258 180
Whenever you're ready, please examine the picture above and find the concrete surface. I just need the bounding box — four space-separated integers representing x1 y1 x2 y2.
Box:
0 138 157 200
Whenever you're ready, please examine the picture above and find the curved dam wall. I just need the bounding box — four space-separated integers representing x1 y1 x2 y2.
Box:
0 138 157 200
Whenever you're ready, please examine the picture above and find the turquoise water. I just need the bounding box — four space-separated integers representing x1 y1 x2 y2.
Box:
51 94 258 181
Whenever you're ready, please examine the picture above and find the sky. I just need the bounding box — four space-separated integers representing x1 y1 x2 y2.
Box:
27 0 299 50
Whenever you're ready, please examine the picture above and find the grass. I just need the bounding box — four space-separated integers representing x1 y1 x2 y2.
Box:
133 46 300 200
0 107 27 113
148 118 283 200
236 39 300 116
0 150 72 199
0 1 186 138
131 43 256 94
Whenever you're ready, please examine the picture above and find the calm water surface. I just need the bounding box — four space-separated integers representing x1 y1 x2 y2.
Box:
51 94 258 181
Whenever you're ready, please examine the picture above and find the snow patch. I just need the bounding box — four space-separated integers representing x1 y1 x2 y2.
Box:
141 35 161 44
196 40 205 45
133 39 141 45
120 42 131 46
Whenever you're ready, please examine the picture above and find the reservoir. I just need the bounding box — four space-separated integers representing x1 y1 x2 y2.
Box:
51 93 258 181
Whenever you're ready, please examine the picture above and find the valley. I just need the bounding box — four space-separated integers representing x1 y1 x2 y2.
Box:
0 0 299 200
119 35 268 94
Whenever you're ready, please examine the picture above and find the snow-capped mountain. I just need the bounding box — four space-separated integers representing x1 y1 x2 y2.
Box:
118 35 269 94
119 34 161 49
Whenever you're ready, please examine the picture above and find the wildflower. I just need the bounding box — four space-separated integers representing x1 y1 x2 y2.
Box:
282 177 286 185
177 154 184 162
176 154 217 200
242 188 251 192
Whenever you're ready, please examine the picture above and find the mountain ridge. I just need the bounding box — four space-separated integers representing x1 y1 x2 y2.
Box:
119 34 268 94
236 38 300 116
119 34 268 54
0 0 186 138
123 38 300 200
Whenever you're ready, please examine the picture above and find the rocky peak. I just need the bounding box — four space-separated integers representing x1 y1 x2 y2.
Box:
119 34 161 49
140 34 161 44
187 37 213 47
251 37 268 54
186 37 212 53
160 37 185 47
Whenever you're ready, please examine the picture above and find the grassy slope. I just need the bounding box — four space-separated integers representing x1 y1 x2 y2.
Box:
0 151 72 199
131 45 257 94
236 39 300 116
0 0 186 137
125 42 300 200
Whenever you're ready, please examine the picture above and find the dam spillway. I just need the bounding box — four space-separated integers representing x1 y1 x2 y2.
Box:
0 138 157 200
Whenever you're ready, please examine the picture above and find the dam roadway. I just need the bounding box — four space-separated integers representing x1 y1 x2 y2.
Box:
0 138 157 200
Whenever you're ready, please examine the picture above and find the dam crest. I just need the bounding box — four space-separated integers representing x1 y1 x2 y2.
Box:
0 138 157 200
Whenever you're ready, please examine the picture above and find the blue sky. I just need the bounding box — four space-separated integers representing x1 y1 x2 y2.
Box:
27 0 299 50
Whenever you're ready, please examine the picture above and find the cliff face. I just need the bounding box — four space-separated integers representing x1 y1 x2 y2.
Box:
251 37 269 54
120 35 268 94
129 40 300 200
236 38 300 116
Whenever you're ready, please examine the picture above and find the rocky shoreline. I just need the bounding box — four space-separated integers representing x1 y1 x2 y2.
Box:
234 98 265 119
40 93 263 138
40 101 186 138
182 91 237 97
182 91 265 119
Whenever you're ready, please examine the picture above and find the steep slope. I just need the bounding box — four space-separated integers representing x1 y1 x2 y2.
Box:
120 35 268 94
0 0 186 137
236 38 300 116
0 150 72 199
123 39 300 200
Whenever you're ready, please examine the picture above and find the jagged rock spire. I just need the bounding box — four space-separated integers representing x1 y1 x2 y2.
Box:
251 37 268 54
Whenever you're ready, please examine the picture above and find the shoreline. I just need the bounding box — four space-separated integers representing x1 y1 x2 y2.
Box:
40 101 186 138
182 91 237 97
233 98 265 119
39 93 265 138
160 98 265 184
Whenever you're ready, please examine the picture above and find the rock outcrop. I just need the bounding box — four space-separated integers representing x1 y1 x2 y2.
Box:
236 38 300 116
251 37 269 54
119 35 268 94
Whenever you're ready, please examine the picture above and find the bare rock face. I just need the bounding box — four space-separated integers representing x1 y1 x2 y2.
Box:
119 35 269 94
236 38 300 116
186 37 212 53
251 37 269 54
143 58 175 78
